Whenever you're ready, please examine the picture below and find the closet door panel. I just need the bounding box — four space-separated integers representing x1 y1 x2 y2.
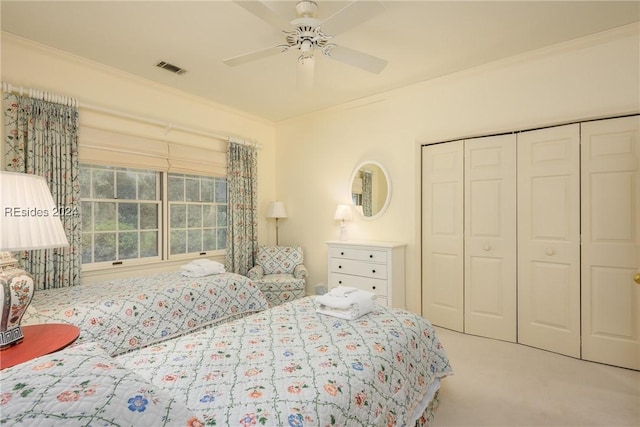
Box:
582 116 639 370
464 135 517 341
518 124 581 358
422 141 464 331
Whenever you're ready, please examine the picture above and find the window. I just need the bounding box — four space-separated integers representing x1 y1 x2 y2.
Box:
80 165 161 264
80 165 227 266
168 174 227 256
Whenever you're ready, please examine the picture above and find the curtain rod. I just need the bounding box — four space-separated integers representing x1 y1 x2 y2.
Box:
1 81 260 149
1 81 78 108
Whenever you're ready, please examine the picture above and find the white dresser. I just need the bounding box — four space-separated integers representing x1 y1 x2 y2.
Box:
326 240 406 308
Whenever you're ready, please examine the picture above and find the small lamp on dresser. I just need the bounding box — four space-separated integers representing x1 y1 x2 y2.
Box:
334 204 353 241
0 171 69 349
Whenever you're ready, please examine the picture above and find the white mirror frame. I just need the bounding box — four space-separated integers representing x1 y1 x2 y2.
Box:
349 160 392 221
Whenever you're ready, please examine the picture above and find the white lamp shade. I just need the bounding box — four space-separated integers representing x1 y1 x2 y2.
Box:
0 171 69 251
334 204 353 221
267 201 288 219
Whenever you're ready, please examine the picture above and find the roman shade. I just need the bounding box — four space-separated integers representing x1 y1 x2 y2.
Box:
79 126 227 176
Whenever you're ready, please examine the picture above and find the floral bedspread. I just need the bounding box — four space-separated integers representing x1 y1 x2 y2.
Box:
22 271 269 356
0 342 199 426
116 297 453 426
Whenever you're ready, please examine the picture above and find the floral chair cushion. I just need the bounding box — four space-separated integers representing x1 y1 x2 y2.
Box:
253 246 304 275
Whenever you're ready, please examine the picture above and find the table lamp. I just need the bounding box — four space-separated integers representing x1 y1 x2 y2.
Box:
0 171 69 349
334 204 353 241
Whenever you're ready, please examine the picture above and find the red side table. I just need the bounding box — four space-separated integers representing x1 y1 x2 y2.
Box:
0 323 80 370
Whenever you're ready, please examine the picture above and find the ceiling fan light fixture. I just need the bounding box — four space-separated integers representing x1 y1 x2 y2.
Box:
295 0 318 18
300 39 313 53
297 54 315 89
298 52 314 65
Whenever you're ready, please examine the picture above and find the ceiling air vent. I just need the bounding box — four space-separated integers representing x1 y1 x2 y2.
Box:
155 61 187 75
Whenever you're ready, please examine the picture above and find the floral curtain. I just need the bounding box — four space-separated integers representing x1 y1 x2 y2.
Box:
225 142 258 276
362 170 373 217
3 93 81 289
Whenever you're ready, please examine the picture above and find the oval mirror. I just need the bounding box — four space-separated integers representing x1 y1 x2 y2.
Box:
349 161 391 220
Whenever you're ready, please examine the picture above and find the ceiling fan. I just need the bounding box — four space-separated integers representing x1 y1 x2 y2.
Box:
223 0 388 88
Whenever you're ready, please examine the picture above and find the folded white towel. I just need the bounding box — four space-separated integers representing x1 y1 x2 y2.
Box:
181 265 225 277
191 259 225 268
315 286 376 320
316 306 361 320
181 259 225 271
328 285 360 298
180 260 225 277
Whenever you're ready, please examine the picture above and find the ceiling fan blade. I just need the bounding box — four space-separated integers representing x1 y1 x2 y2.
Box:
297 55 315 89
320 0 385 36
324 45 387 74
223 45 285 67
233 1 294 31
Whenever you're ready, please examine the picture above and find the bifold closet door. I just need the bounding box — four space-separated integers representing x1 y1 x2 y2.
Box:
464 135 517 342
422 141 464 331
581 116 640 370
517 124 581 358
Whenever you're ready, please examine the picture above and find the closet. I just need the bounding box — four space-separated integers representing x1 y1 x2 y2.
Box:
581 117 639 370
421 115 639 370
517 124 581 358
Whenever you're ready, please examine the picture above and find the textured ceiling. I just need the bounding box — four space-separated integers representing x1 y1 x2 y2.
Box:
2 1 639 122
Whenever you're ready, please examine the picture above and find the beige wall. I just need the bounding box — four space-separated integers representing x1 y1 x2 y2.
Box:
0 33 278 281
275 25 640 314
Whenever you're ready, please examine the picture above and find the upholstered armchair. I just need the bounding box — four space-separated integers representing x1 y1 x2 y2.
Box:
248 246 307 306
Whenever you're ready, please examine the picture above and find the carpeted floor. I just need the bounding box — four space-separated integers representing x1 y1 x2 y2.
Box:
431 327 640 427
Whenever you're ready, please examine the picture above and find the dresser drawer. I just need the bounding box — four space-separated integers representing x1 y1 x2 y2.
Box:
329 247 387 263
329 257 387 279
328 273 387 297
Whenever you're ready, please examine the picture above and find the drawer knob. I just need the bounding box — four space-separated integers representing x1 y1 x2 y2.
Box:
338 265 342 269
372 269 376 273
338 280 343 284
369 254 373 258
341 252 345 255
372 286 376 290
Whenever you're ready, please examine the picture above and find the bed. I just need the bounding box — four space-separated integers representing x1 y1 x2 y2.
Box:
2 297 452 426
0 342 199 426
21 271 269 356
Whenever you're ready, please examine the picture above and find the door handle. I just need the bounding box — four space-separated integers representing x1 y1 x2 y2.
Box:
634 272 640 285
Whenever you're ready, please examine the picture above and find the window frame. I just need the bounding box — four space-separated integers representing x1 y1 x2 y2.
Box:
80 164 227 271
166 173 228 259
